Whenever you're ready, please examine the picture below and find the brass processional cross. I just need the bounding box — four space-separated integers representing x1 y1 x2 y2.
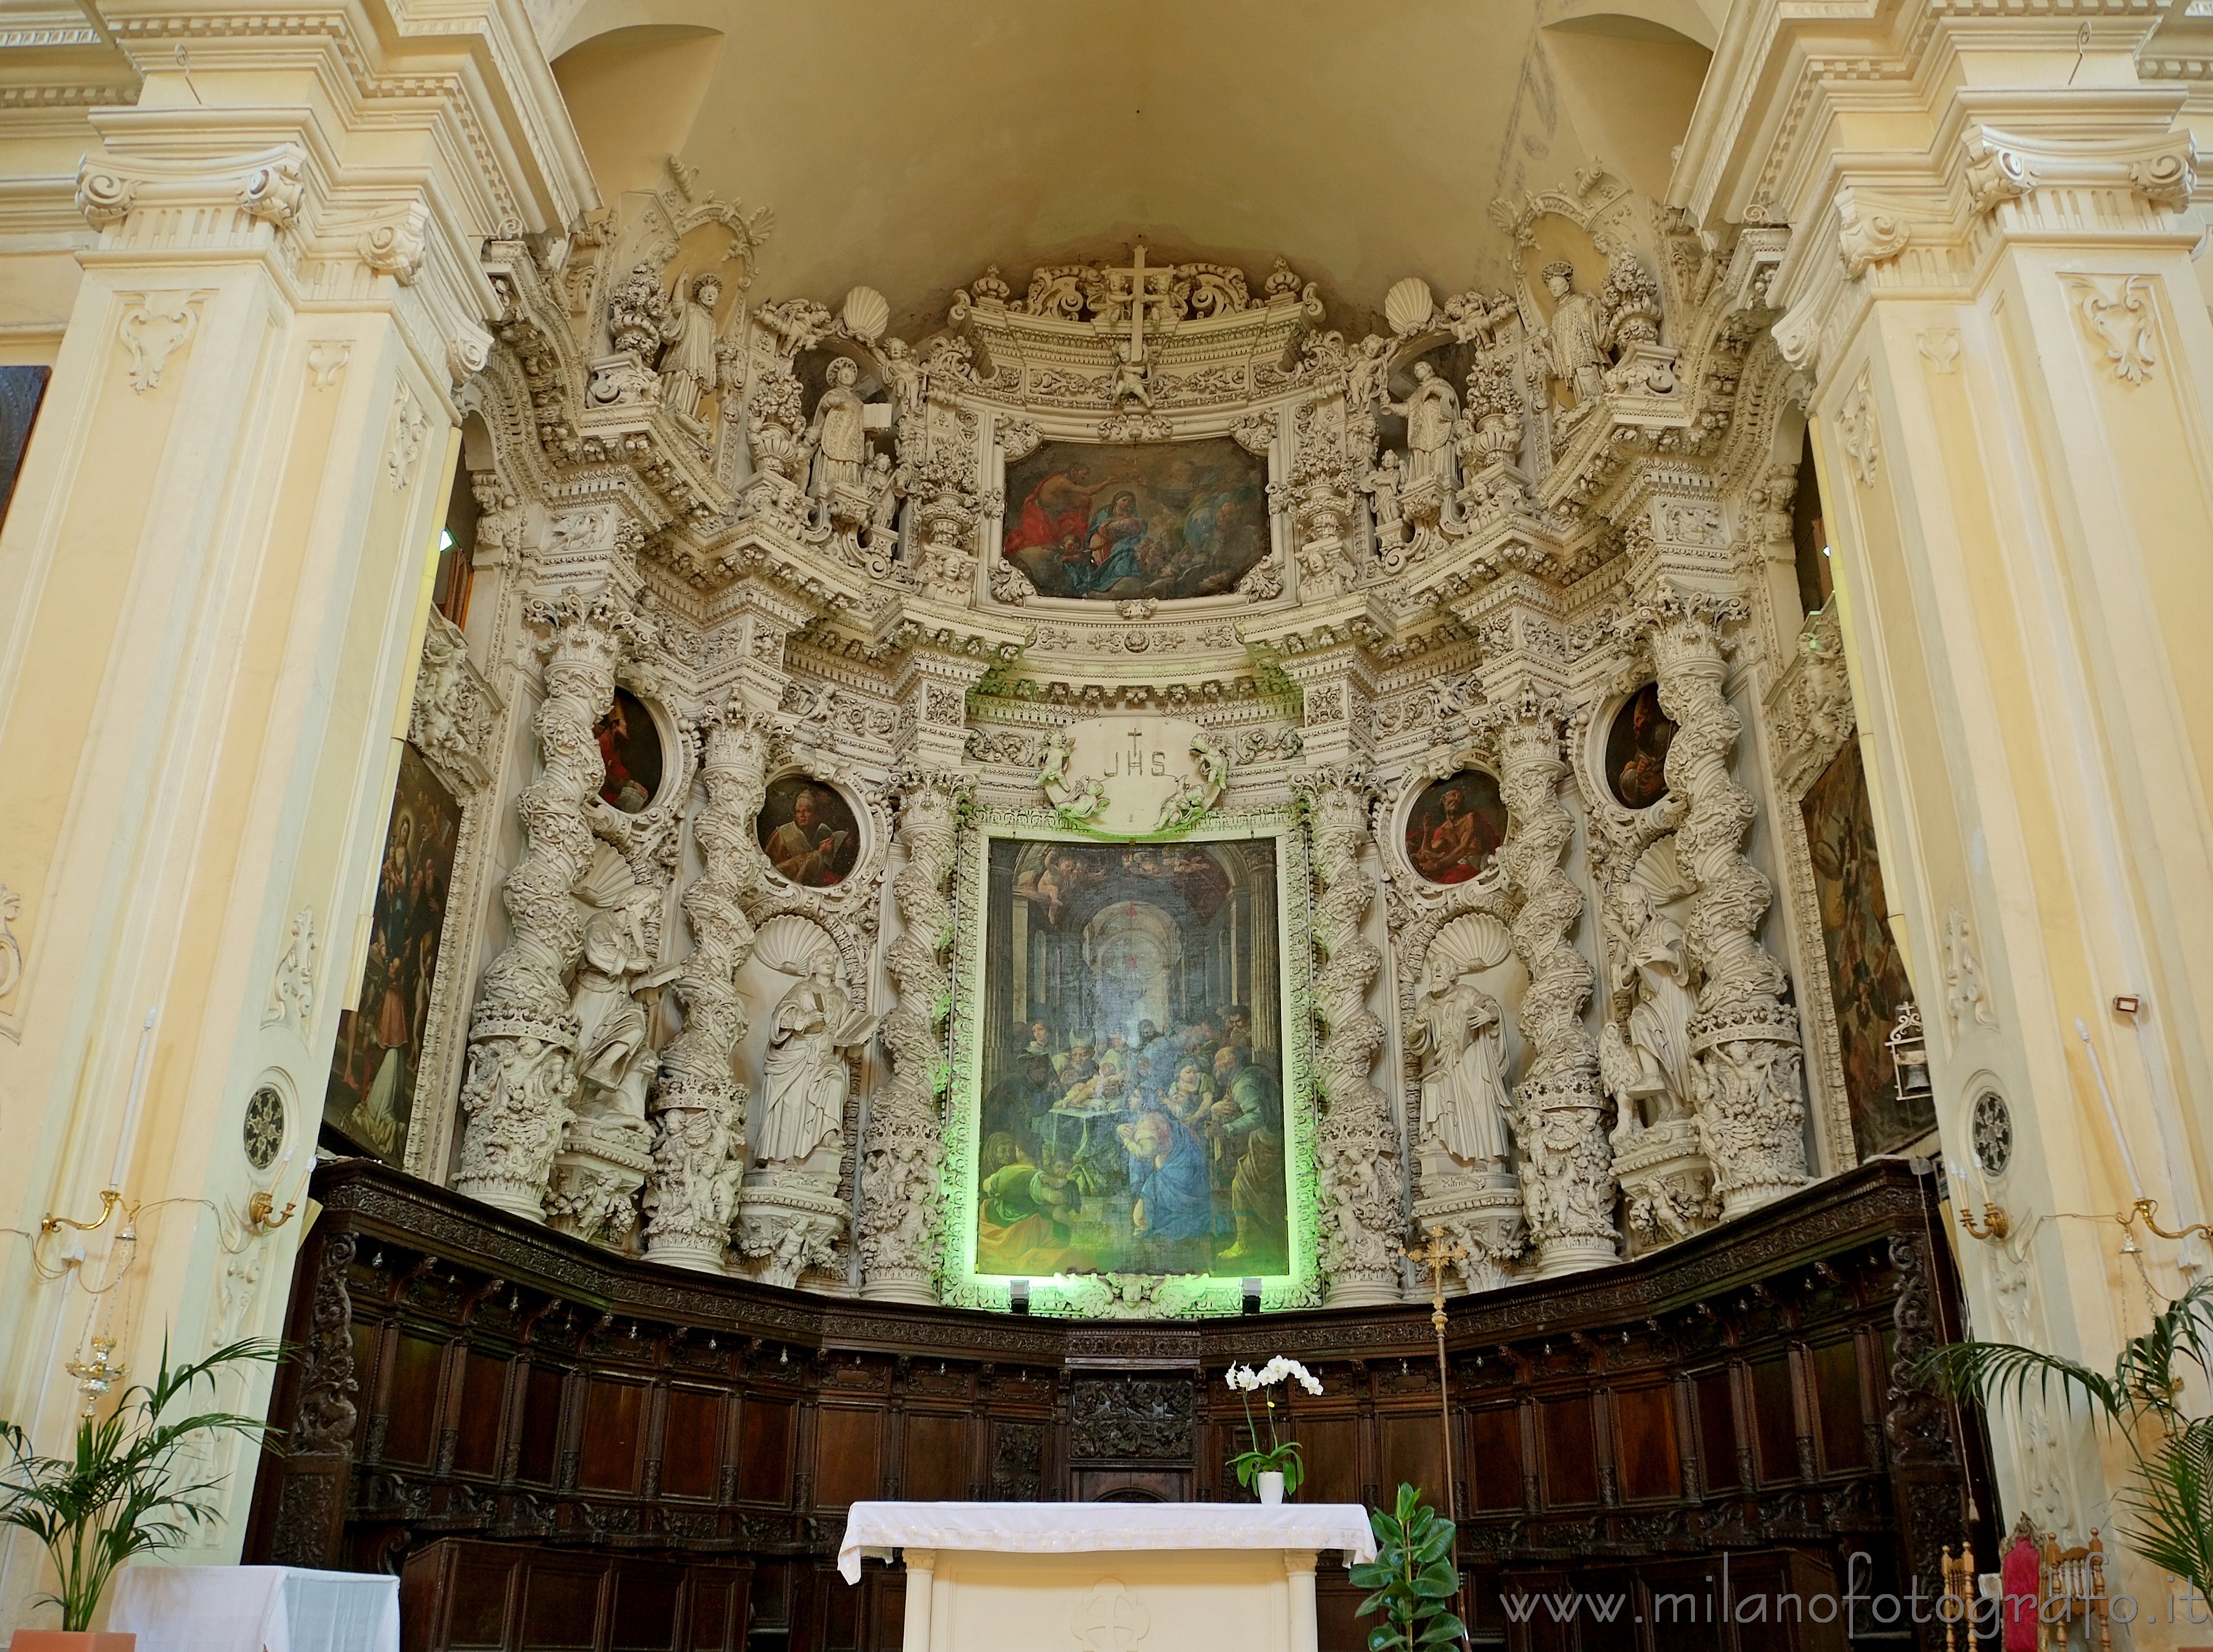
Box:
1403 1232 1473 1652
1402 1232 1468 1517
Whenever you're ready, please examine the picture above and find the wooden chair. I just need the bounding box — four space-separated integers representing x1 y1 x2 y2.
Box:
2039 1526 2113 1652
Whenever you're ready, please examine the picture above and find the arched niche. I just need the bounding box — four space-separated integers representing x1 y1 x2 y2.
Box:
551 19 726 199
1539 14 1713 201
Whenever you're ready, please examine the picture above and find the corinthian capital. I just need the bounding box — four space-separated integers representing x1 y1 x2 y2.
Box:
524 584 657 670
1614 580 1749 674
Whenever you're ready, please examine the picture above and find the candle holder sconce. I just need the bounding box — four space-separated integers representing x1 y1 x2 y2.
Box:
41 1186 123 1237
1946 1159 2012 1244
245 1189 297 1234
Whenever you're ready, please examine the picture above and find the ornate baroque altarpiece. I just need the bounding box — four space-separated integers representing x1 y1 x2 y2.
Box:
358 151 1909 1315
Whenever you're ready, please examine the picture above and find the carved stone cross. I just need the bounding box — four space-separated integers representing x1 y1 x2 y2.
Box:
1100 241 1176 361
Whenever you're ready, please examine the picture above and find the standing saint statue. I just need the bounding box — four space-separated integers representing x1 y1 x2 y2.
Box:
757 951 875 1168
1385 361 1460 492
569 884 662 1127
1407 957 1514 1166
1537 259 1608 410
806 356 871 511
655 270 722 427
1606 885 1696 1125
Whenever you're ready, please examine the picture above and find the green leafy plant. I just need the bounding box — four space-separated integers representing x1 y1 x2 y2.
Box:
1925 1276 2213 1596
1351 1483 1465 1652
0 1336 285 1630
1225 1357 1322 1496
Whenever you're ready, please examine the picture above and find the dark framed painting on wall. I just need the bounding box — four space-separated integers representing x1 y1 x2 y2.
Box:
1802 741 1928 1157
594 687 663 813
324 743 464 1164
998 436 1269 601
756 775 862 888
1403 769 1508 885
0 366 51 531
1605 683 1677 810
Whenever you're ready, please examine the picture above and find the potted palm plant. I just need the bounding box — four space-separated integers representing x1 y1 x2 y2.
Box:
1925 1276 2213 1601
1 1336 284 1649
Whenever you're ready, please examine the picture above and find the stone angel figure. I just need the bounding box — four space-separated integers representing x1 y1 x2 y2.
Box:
1364 450 1407 550
757 951 876 1173
1154 731 1231 832
655 269 723 429
1038 729 1107 823
1110 338 1154 410
1407 956 1514 1168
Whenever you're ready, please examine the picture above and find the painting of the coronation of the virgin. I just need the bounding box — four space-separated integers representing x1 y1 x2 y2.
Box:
324 743 462 1163
973 838 1288 1279
999 437 1269 601
1802 743 1928 1157
1404 770 1509 885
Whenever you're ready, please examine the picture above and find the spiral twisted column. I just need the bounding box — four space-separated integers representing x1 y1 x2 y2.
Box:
1630 582 1807 1216
1300 766 1403 1306
1489 689 1616 1274
856 767 969 1303
455 588 652 1220
643 703 771 1270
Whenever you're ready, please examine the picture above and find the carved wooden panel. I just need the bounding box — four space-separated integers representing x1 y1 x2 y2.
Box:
249 1155 1991 1652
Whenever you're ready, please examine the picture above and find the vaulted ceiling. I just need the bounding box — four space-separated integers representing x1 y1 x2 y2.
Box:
533 0 1721 338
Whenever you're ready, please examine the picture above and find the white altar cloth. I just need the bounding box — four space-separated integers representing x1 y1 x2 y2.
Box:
108 1565 399 1652
840 1502 1377 1652
838 1501 1376 1582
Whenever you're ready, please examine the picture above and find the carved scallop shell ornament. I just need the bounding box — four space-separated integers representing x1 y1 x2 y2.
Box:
1384 276 1435 337
1429 912 1513 976
841 285 889 343
753 913 841 977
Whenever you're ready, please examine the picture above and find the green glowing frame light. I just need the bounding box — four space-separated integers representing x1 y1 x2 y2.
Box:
935 803 1322 1317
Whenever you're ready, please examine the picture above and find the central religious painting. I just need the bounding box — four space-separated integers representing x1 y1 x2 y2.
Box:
999 436 1269 600
944 815 1317 1314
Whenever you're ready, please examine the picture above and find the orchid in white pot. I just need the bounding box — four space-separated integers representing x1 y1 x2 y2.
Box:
1225 1356 1323 1502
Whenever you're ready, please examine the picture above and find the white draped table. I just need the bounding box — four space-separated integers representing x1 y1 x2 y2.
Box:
107 1565 399 1652
839 1502 1377 1652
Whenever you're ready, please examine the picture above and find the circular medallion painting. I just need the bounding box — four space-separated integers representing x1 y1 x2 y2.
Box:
1970 1088 2013 1179
1605 683 1677 811
594 688 663 814
757 776 862 889
1403 770 1508 885
242 1085 285 1171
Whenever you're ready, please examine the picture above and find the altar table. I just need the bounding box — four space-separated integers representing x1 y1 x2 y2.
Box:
840 1502 1377 1652
107 1565 399 1652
